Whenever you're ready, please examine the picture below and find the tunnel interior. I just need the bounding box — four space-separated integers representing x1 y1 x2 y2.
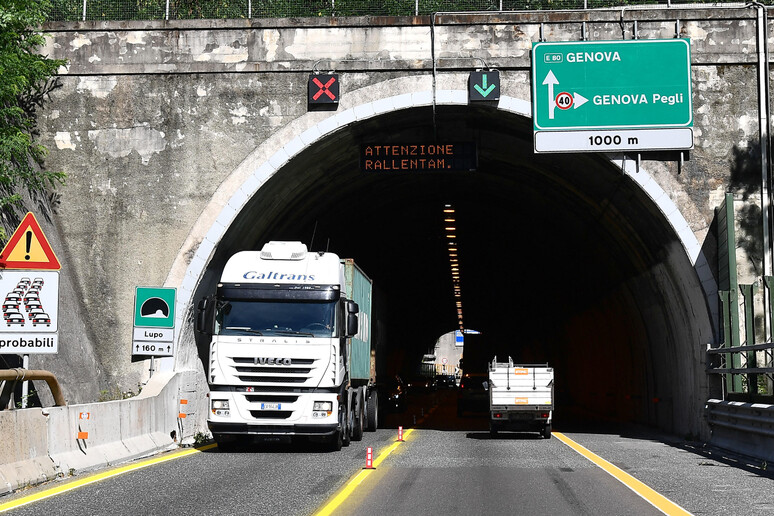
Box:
194 104 711 433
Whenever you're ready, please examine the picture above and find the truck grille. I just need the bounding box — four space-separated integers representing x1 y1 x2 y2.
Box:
248 410 293 419
237 375 308 383
228 356 321 386
244 394 299 403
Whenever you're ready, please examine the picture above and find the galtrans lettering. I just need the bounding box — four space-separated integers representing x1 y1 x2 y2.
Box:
243 271 315 281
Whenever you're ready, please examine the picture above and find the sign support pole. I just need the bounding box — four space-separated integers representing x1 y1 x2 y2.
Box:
149 355 155 378
21 354 29 408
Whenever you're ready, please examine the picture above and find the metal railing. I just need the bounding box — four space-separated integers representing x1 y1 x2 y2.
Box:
47 0 765 22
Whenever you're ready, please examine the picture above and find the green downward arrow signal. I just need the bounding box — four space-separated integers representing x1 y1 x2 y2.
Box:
474 74 496 97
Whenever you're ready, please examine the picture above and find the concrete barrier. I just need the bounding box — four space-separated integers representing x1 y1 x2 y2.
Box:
0 408 57 495
0 369 206 495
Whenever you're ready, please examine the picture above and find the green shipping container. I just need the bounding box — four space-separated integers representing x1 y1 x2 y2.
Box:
342 259 373 383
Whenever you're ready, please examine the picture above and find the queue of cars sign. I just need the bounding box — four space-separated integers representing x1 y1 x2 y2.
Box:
0 271 59 354
0 214 60 355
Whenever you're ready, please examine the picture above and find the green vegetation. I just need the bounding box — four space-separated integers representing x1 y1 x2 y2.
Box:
0 0 66 239
48 0 769 22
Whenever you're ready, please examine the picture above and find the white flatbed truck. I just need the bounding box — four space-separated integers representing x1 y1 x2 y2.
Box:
488 357 554 439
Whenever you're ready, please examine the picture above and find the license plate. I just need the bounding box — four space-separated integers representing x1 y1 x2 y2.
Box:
260 402 281 410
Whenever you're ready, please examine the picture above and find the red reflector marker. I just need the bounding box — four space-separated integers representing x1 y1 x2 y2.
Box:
365 447 374 469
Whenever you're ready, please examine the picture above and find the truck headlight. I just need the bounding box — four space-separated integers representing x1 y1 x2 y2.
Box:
211 399 230 416
313 401 333 417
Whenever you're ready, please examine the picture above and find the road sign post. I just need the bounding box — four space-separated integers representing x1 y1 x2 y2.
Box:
531 39 693 153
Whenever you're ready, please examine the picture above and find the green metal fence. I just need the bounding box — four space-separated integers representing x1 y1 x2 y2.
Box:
47 0 766 22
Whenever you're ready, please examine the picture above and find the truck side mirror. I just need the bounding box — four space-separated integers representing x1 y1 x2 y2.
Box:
346 300 359 337
196 296 216 335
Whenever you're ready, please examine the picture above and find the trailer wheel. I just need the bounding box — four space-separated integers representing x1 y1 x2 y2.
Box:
366 390 378 431
352 389 365 442
342 393 351 447
542 424 552 439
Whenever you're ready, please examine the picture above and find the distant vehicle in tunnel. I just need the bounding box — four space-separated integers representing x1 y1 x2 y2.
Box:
197 241 380 451
381 375 406 412
457 373 489 416
434 374 457 389
406 375 433 394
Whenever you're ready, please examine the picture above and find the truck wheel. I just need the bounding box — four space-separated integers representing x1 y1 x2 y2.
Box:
366 390 378 431
352 389 365 442
542 425 552 439
329 430 343 451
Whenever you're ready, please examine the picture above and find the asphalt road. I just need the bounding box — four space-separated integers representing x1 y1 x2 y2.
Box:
3 389 774 516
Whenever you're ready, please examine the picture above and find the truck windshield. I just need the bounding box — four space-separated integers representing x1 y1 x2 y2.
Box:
215 299 337 338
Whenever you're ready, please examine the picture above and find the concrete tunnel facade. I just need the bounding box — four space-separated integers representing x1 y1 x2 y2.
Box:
35 10 762 439
167 83 716 438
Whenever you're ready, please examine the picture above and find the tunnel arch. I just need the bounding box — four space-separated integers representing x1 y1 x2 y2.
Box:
167 86 716 436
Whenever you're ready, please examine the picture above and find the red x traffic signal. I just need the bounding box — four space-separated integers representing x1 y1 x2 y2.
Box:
308 74 339 105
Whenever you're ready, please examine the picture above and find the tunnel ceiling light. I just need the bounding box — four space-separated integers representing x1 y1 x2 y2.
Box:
443 203 465 330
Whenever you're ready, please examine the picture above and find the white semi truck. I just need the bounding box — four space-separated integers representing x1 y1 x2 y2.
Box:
196 241 378 450
488 357 554 439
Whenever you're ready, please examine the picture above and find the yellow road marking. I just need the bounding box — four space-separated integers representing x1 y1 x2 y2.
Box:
0 444 217 513
313 428 414 516
554 432 692 516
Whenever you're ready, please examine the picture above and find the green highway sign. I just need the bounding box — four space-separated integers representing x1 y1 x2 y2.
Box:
531 39 693 153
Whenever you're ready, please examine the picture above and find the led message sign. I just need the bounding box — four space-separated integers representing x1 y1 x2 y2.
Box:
360 143 477 172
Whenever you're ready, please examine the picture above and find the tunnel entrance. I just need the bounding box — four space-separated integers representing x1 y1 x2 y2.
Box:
193 102 713 436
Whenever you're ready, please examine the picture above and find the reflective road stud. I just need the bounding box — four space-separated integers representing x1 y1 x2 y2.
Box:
365 447 374 469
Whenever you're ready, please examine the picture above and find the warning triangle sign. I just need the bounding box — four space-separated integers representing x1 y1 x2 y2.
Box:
0 212 61 270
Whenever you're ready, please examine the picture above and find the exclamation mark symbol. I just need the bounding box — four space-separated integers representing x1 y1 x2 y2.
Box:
25 230 32 260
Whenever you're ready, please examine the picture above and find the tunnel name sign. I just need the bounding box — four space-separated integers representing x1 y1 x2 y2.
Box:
531 39 693 153
132 287 176 357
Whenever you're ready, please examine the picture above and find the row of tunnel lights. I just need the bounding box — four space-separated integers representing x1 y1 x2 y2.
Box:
444 205 464 330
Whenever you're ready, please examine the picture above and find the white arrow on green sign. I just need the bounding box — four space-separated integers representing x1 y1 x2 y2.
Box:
531 39 693 153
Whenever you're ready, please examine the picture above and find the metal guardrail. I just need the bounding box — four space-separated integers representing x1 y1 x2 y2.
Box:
706 398 774 439
48 0 768 22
